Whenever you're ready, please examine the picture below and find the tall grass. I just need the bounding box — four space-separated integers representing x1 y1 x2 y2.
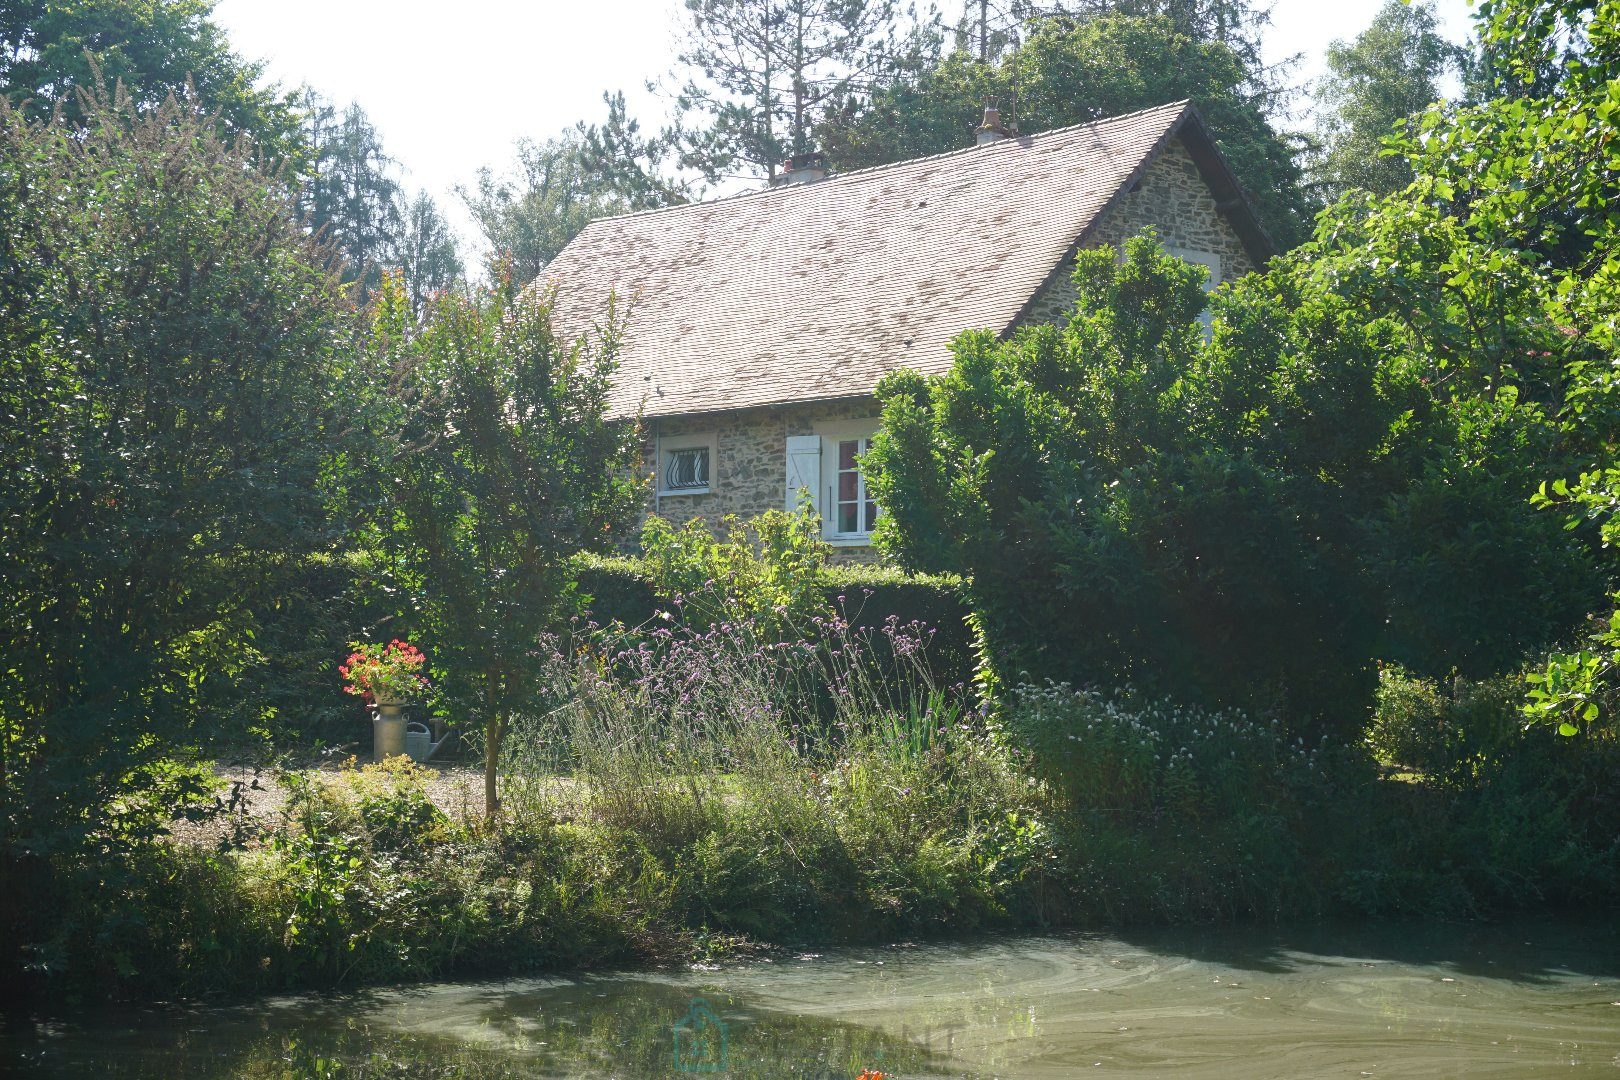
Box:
497 603 1055 939
503 605 950 822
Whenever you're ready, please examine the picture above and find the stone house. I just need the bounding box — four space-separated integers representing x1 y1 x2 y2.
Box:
540 100 1274 561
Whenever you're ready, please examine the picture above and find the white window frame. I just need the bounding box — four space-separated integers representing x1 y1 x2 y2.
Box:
657 431 717 497
813 419 881 546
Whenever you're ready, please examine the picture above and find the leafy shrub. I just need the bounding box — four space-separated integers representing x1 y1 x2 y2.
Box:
311 757 450 852
640 507 832 638
864 236 1599 740
499 604 1058 941
1002 682 1371 920
1367 665 1525 784
0 79 356 880
1006 683 1336 814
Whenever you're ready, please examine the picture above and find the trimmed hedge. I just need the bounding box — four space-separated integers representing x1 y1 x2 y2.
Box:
571 553 976 688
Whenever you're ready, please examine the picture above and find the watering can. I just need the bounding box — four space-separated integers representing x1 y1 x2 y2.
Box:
404 720 451 762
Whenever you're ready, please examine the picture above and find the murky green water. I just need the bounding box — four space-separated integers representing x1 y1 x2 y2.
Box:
6 918 1619 1078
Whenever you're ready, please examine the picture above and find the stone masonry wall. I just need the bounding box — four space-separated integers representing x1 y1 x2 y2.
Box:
638 398 882 564
1016 137 1257 328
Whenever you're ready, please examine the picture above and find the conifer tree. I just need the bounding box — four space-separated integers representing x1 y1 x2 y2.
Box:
674 0 929 179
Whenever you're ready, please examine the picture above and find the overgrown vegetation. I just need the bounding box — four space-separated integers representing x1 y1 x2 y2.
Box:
0 80 356 954
26 621 1617 1005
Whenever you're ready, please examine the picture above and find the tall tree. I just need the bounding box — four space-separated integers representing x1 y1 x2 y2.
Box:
463 92 683 282
395 192 463 312
820 12 1315 250
1310 0 1464 198
365 270 643 819
1399 0 1620 733
1038 0 1272 75
0 83 353 971
674 0 928 180
951 0 1031 62
864 236 1597 738
299 93 404 291
0 0 302 162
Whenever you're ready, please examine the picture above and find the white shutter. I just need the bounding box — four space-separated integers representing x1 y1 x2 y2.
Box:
785 435 822 515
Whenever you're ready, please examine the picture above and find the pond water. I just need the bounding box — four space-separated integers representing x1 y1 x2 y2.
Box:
6 917 1619 1078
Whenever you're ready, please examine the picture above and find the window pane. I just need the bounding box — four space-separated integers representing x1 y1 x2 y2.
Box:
839 503 857 533
664 447 708 490
839 440 857 470
864 500 878 530
838 471 857 501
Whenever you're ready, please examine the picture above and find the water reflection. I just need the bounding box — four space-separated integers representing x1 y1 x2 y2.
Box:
7 917 1620 1078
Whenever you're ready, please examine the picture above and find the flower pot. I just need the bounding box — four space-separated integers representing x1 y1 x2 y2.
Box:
373 703 408 760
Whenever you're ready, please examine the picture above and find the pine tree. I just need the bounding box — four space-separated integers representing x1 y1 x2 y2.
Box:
674 0 928 180
463 92 684 282
298 93 404 290
396 193 463 312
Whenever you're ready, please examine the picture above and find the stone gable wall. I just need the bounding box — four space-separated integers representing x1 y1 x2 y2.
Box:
1016 137 1257 328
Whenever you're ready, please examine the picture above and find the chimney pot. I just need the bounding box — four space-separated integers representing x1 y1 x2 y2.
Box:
772 151 828 186
976 103 1013 146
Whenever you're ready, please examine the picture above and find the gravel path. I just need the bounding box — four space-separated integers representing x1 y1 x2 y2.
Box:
169 758 486 846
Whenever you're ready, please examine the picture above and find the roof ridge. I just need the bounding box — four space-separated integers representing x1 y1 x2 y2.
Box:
576 99 1194 231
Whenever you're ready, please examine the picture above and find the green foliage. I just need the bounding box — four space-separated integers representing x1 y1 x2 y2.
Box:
1310 0 1465 198
866 234 1600 738
291 93 462 305
1351 663 1620 911
297 93 403 292
396 192 464 312
672 0 926 179
819 12 1314 249
0 0 304 162
17 632 1620 1005
360 268 644 816
1368 666 1526 785
570 546 974 688
640 507 832 637
500 611 1057 941
462 92 683 282
1337 0 1620 732
0 86 353 867
1005 683 1350 919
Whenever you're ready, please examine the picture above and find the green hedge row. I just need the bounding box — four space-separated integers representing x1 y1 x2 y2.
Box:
570 554 977 687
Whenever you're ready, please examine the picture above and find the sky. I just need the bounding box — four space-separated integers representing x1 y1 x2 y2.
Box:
212 0 1480 260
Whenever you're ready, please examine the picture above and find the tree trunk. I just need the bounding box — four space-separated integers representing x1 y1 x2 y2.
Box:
484 709 504 821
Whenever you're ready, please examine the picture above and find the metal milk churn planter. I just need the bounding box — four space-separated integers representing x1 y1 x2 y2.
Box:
373 702 408 760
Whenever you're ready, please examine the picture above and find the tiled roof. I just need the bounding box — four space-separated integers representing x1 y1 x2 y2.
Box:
539 100 1229 420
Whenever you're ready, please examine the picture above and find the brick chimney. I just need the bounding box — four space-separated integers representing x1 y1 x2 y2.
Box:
976 103 1014 146
772 151 828 186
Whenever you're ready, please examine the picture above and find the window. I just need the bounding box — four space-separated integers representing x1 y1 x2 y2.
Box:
658 432 717 496
801 419 881 544
665 447 709 491
831 434 879 537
